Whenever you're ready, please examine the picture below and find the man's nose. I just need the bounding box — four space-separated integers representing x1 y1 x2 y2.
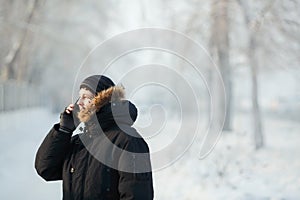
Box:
77 98 83 106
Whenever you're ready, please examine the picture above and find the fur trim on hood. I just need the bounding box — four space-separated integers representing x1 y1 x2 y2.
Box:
77 86 125 123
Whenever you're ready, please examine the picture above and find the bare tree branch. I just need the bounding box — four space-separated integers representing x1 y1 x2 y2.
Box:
3 0 40 81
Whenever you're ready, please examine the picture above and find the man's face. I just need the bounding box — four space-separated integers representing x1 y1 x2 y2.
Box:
77 88 94 111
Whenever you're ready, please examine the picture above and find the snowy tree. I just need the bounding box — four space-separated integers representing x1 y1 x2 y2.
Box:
209 0 233 131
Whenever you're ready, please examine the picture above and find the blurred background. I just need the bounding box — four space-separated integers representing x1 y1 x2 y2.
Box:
0 0 299 199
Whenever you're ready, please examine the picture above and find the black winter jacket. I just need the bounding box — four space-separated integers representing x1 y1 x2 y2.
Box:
35 100 154 200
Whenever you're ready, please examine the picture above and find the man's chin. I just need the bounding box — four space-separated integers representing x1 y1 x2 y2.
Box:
79 107 85 111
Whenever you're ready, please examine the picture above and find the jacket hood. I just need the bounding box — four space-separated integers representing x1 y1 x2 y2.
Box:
77 86 138 131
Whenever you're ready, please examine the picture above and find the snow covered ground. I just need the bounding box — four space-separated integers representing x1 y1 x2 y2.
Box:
0 108 299 200
153 114 300 200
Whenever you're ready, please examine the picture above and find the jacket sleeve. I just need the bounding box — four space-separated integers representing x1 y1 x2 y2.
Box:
35 123 72 181
118 138 154 200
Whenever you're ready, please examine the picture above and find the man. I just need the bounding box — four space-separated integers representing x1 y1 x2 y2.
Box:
35 75 154 200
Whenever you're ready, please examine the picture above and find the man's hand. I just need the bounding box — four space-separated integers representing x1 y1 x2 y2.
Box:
59 104 76 133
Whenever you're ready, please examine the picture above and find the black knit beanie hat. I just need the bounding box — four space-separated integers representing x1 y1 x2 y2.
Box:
80 75 115 94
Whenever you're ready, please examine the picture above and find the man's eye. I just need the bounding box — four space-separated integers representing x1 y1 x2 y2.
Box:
84 97 93 101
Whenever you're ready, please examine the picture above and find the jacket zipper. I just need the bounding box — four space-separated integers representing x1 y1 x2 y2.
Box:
69 144 77 200
79 136 91 199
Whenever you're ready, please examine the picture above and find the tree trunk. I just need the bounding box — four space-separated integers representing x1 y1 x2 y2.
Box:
237 0 264 149
210 0 232 131
249 37 264 149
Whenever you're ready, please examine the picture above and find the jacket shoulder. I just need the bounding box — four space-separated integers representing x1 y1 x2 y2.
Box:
107 128 150 154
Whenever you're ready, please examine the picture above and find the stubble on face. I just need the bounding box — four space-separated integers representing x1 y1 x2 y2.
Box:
77 88 94 111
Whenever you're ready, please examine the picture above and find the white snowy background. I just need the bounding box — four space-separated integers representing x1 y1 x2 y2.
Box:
0 0 299 199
